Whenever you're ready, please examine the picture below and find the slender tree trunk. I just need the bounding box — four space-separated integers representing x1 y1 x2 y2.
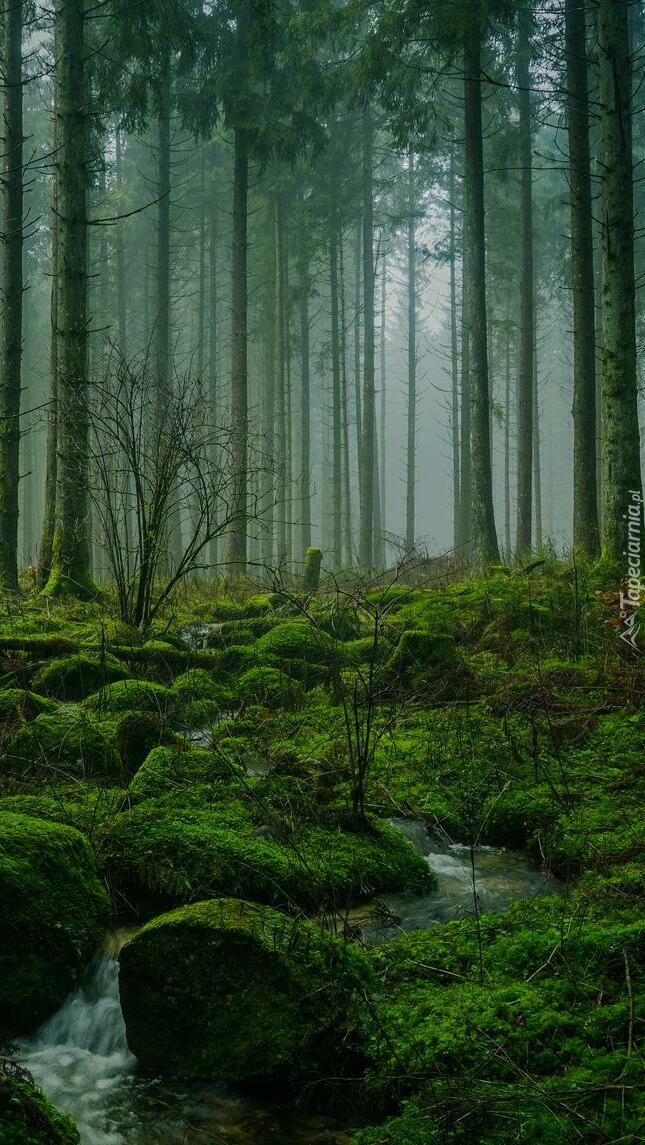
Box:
115 127 127 354
450 151 460 551
359 108 375 569
208 191 219 568
353 221 363 508
227 124 249 572
330 217 342 568
274 195 287 566
155 52 171 400
406 153 416 554
463 8 500 565
339 236 352 565
38 90 59 588
44 0 93 596
565 0 599 554
598 0 643 559
197 154 206 380
515 2 534 556
533 328 542 549
458 245 471 549
284 243 293 567
504 319 511 560
379 255 386 558
0 0 24 589
262 223 275 569
298 249 311 561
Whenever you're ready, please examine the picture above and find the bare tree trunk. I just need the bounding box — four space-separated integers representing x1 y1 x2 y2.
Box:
450 150 460 552
565 0 599 554
379 255 387 558
463 7 500 565
0 0 24 589
353 221 362 508
208 191 219 568
330 216 342 568
298 246 311 561
504 317 512 561
458 244 471 549
406 153 416 554
38 84 59 588
339 236 352 565
274 195 287 567
515 1 534 556
115 127 127 354
359 109 375 569
44 0 94 596
598 0 643 559
533 320 542 549
227 123 249 572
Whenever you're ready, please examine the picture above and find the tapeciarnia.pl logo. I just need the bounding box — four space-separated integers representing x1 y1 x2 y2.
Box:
619 490 643 652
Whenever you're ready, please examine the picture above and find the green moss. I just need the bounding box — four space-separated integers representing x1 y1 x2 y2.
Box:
128 745 236 800
0 1064 80 1144
0 813 108 1034
32 653 130 700
119 897 371 1083
115 710 179 774
4 710 121 780
83 678 176 715
387 630 471 695
0 688 58 723
238 666 304 710
303 546 323 591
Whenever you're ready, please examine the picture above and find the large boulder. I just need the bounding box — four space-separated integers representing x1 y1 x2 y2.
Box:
119 898 370 1083
4 711 120 780
0 814 109 1034
32 653 130 701
83 678 175 715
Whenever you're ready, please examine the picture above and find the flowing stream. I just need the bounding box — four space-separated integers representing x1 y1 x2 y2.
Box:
16 827 558 1145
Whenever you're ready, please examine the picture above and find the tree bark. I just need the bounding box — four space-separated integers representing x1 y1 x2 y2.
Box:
406 153 416 554
208 190 219 568
330 217 342 568
0 0 24 589
298 247 311 561
44 0 94 596
598 0 643 559
565 0 599 554
274 194 287 566
227 124 249 572
359 108 375 569
450 149 460 552
515 1 534 556
463 8 500 565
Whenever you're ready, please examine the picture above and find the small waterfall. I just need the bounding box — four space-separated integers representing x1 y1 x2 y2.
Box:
17 934 135 1145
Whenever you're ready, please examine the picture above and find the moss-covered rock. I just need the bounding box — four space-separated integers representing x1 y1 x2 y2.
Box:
114 710 177 775
255 621 340 685
0 1063 80 1144
387 630 471 695
238 666 304 710
0 814 108 1034
128 745 236 800
4 711 120 780
0 688 58 724
32 653 130 701
83 678 175 715
119 897 371 1083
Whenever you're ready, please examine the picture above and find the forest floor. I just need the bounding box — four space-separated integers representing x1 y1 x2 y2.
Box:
0 561 642 1145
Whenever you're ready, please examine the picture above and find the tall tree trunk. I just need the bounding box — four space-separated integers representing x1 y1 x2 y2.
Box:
379 255 387 559
406 153 416 554
359 108 375 568
533 327 542 549
38 85 59 588
0 0 24 589
339 236 352 565
284 243 293 567
353 221 363 512
450 150 460 552
197 153 206 380
565 0 599 554
504 318 512 560
463 7 500 565
44 0 93 596
515 1 534 556
298 248 311 561
330 217 342 568
208 191 219 568
274 195 287 566
115 126 127 354
598 0 643 560
155 52 171 400
458 245 471 549
227 124 249 572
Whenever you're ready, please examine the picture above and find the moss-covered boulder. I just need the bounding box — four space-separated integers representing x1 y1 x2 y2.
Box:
32 653 130 701
0 814 108 1034
119 898 371 1083
128 745 236 800
255 621 340 685
238 666 304 710
4 711 120 780
0 688 58 724
83 678 175 715
387 630 470 695
115 710 176 774
0 1063 80 1144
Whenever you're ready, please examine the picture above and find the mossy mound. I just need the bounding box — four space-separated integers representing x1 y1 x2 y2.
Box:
83 678 175 715
0 813 109 1034
114 710 178 775
128 745 236 800
4 711 120 780
103 800 433 912
119 897 371 1083
255 621 339 685
32 653 130 701
387 630 471 695
238 666 304 710
0 688 58 724
171 668 225 702
0 1063 80 1144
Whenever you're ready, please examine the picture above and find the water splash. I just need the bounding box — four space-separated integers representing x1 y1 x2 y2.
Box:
17 934 135 1145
